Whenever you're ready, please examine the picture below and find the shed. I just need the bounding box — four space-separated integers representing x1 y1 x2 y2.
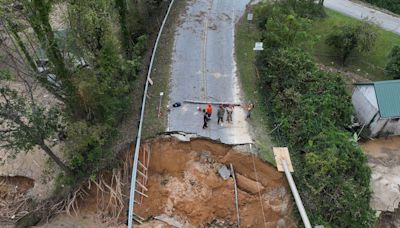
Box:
352 80 400 138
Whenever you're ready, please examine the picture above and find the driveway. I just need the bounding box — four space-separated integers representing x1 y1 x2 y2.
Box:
167 0 252 144
325 0 400 35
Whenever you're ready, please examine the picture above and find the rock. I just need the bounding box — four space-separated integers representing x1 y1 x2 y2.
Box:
199 151 212 163
154 214 183 228
236 173 264 194
276 219 286 228
218 165 231 180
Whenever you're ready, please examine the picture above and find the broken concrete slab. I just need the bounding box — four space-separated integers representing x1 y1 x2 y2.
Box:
171 133 191 142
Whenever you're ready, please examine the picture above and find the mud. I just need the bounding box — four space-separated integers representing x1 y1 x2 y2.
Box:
360 136 400 225
33 136 294 227
134 137 294 227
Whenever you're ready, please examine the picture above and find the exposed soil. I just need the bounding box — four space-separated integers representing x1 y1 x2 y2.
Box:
0 176 34 198
37 136 294 227
134 137 294 227
0 176 34 225
317 63 371 91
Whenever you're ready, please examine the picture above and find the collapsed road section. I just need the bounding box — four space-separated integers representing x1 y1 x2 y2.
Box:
132 134 295 227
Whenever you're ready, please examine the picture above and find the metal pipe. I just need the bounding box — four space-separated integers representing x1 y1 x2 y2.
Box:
127 0 176 227
230 164 240 227
282 160 312 228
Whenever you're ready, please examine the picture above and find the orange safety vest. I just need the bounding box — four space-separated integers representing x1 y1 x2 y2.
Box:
206 105 212 114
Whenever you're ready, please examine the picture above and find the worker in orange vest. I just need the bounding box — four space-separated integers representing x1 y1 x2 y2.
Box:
206 103 212 118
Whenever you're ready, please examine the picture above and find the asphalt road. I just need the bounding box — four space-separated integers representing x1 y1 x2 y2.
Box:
325 0 400 35
167 0 252 144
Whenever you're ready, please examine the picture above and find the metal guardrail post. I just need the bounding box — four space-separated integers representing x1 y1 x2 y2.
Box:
127 0 176 227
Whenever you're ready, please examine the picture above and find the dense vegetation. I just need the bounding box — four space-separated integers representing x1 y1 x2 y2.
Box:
254 1 375 226
325 22 377 66
309 9 400 81
0 0 166 180
360 0 400 15
385 45 400 79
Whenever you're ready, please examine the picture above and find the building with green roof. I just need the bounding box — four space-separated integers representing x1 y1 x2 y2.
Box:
352 80 400 137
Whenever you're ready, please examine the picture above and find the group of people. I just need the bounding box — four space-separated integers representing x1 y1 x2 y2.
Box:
202 102 254 129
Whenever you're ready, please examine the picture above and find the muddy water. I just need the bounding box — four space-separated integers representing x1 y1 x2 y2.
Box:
360 136 400 222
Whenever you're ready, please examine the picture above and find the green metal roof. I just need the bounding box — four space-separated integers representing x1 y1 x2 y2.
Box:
373 80 400 118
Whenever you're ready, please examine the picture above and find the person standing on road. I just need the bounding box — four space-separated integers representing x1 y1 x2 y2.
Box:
246 102 254 119
206 103 213 118
217 105 225 125
203 109 210 129
226 105 233 123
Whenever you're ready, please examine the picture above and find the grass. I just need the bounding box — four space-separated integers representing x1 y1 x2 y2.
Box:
310 9 400 81
141 0 186 139
235 16 275 165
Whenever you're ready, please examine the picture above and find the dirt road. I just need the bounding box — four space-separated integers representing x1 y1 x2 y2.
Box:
167 0 252 144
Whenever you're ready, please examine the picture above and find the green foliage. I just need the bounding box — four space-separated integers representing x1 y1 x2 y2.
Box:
259 47 375 226
281 0 326 18
0 0 161 179
360 0 400 15
326 22 378 65
0 69 11 80
63 121 107 177
23 0 72 93
0 85 70 172
255 3 313 51
254 1 375 225
303 131 374 226
385 45 400 79
115 0 130 58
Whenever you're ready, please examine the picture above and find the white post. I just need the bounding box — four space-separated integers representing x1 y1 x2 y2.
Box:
282 160 312 228
158 92 164 117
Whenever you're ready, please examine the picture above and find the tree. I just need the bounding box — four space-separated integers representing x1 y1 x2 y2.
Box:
385 45 400 79
256 5 313 50
326 22 377 66
0 80 70 173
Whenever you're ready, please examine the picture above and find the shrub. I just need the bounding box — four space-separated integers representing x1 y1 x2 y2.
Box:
325 22 377 66
360 0 400 15
385 45 400 79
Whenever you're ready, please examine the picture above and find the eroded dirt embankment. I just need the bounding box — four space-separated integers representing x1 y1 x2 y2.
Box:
134 136 294 227
27 135 294 227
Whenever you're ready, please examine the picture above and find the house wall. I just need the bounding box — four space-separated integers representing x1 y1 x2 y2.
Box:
370 116 400 137
353 85 400 137
352 85 379 123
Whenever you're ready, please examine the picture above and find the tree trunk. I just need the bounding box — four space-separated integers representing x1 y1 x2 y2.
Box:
342 51 350 66
39 141 71 173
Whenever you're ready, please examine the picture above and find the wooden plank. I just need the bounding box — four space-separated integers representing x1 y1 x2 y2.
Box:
137 169 148 180
138 161 148 170
135 189 148 198
135 180 148 191
273 147 294 172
